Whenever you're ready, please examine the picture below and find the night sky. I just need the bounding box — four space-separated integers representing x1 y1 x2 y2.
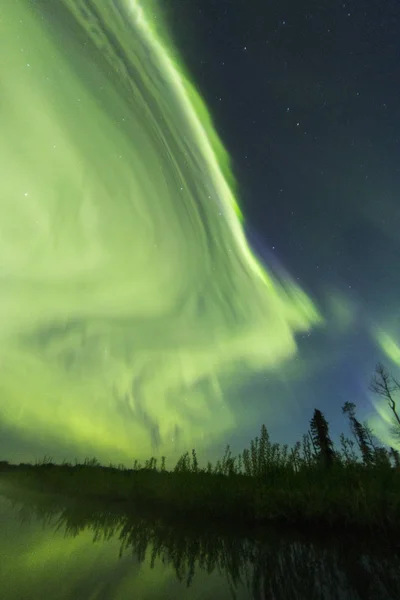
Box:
1 0 400 466
163 0 400 451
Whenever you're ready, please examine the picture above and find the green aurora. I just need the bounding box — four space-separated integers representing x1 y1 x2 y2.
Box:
0 0 322 464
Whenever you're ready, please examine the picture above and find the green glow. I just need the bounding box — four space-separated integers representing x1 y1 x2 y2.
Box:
366 326 400 450
324 289 354 333
374 328 400 366
0 492 176 598
0 0 321 464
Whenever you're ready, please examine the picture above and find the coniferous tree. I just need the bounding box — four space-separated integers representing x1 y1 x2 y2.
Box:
342 401 357 435
342 401 375 466
352 417 374 466
309 409 336 469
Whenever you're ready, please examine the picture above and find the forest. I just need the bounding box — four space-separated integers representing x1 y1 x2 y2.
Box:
1 363 400 537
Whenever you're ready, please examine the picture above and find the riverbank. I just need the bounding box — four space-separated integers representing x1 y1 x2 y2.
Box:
1 456 399 540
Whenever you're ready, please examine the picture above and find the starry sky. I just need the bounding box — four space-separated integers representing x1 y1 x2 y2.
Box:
162 0 400 453
0 0 399 466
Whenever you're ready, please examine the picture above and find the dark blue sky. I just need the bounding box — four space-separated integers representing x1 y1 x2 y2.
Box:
164 0 400 453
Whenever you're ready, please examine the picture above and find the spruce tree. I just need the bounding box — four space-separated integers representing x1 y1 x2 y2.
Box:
342 401 375 466
352 417 374 466
309 409 336 469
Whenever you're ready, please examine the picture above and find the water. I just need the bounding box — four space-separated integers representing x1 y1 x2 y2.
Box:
0 481 399 600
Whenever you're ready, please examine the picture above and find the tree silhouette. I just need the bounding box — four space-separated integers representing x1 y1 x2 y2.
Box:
370 363 400 442
389 447 400 468
309 409 336 469
342 401 375 466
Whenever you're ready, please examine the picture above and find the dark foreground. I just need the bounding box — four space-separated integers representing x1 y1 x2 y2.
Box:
1 456 399 542
1 479 399 600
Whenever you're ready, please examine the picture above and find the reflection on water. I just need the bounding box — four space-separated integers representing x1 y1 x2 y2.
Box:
0 482 399 600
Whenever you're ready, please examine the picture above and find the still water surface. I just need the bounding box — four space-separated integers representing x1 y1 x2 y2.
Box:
0 481 399 600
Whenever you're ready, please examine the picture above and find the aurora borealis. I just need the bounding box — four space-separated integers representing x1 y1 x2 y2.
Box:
0 0 399 465
0 0 321 464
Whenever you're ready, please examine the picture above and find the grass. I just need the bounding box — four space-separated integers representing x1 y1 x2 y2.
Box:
1 422 400 539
